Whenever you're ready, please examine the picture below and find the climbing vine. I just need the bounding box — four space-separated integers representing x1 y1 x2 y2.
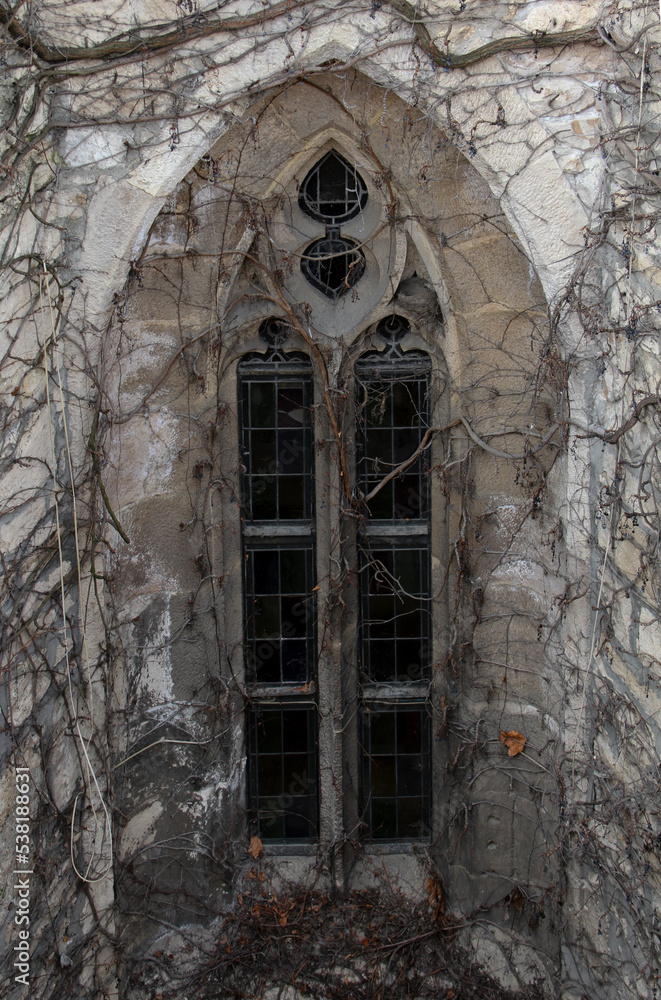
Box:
1 2 660 999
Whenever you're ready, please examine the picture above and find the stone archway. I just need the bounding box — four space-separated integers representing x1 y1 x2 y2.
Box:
98 67 578 994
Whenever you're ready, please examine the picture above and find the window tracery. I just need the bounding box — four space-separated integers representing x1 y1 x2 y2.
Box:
234 133 443 844
299 150 369 300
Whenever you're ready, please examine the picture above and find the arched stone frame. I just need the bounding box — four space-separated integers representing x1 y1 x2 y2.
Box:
53 18 611 988
99 64 566 962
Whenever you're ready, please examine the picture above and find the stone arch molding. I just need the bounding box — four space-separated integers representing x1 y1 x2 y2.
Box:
102 56 570 996
71 16 593 342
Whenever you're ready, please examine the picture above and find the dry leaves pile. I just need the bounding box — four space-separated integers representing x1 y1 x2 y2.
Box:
137 875 549 1000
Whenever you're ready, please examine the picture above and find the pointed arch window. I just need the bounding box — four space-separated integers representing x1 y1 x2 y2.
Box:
240 320 319 842
299 149 368 225
239 315 435 844
355 316 432 841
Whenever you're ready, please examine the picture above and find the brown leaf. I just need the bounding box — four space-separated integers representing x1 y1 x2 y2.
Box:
426 875 445 921
508 887 525 912
278 914 287 926
248 835 263 859
500 730 526 756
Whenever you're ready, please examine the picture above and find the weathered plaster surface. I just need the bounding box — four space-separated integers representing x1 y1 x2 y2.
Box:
1 2 660 998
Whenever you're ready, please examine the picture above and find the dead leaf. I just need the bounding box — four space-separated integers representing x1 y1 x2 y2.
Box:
508 887 525 912
426 875 445 921
278 914 287 926
248 835 263 859
500 730 526 756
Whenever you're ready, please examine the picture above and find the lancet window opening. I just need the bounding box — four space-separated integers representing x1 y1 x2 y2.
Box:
239 319 319 842
355 315 433 840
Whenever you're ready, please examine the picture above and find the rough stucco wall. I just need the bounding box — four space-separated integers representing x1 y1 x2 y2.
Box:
1 2 660 999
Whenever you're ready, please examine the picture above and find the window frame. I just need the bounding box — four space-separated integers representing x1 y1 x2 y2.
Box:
238 335 320 844
352 319 434 842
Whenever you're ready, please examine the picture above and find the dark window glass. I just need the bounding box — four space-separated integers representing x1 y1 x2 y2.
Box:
361 706 430 840
354 326 434 842
245 547 315 684
356 377 429 519
298 150 368 225
240 338 319 842
248 706 318 841
301 237 365 300
241 376 314 520
360 545 430 683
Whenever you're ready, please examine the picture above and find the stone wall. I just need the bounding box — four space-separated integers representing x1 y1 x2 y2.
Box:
1 3 660 998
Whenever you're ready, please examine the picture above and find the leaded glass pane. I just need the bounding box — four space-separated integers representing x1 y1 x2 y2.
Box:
245 547 316 685
361 706 430 840
248 706 318 841
360 545 430 683
357 377 429 520
241 375 314 521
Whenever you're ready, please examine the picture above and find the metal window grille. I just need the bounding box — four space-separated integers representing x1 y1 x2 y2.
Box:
301 236 366 300
356 316 433 840
298 150 368 225
240 320 319 842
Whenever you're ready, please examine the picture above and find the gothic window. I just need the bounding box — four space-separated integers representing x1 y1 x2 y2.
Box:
240 320 319 842
237 152 440 847
355 316 433 840
301 237 366 300
298 149 368 225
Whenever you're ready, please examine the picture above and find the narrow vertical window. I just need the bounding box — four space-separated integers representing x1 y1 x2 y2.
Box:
356 316 432 840
245 546 315 685
240 321 318 842
241 371 314 521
